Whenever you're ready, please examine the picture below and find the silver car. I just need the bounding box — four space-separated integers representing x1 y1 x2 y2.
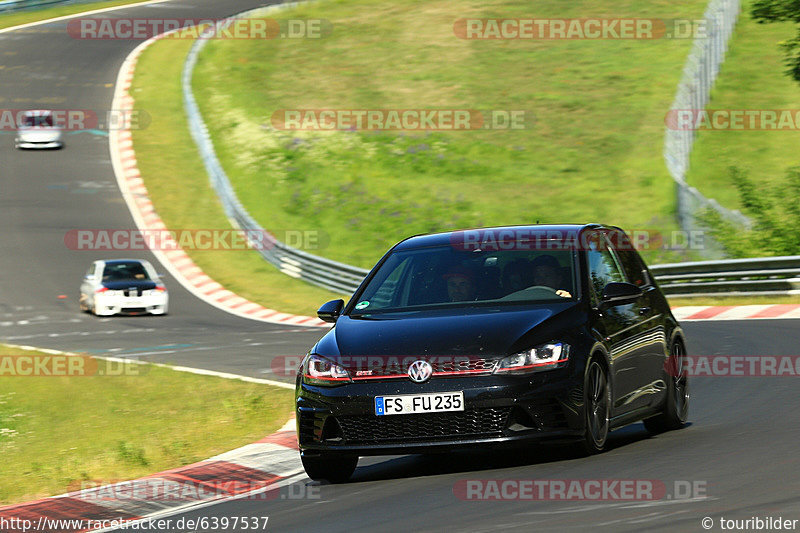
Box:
15 110 64 149
79 259 169 316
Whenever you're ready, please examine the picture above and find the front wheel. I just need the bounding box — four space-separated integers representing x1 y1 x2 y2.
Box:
644 342 689 433
579 358 611 455
301 454 357 483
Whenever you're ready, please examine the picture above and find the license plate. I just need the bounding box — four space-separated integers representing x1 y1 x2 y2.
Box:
375 392 464 416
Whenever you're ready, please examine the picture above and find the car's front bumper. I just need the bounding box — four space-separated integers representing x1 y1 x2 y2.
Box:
93 292 168 316
16 139 63 149
296 369 585 457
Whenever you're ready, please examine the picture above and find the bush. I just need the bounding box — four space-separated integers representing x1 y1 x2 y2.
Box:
699 166 800 257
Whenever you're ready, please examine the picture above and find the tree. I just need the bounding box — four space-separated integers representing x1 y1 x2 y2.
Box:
752 0 800 81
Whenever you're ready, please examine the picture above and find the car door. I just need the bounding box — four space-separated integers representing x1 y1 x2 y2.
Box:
587 234 652 414
610 231 669 407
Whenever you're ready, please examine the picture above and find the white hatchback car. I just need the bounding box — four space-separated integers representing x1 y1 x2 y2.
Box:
79 259 168 316
15 110 64 149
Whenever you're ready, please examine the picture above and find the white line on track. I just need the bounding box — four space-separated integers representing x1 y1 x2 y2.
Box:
3 343 295 389
0 0 171 35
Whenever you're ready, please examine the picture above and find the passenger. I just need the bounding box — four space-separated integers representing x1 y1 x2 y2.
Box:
502 259 533 293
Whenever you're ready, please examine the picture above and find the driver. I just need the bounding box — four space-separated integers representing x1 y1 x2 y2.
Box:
531 255 572 298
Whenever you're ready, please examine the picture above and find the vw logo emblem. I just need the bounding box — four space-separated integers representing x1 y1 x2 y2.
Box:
408 360 433 383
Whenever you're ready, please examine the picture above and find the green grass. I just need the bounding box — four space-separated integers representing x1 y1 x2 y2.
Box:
0 0 150 30
0 345 293 505
131 32 349 315
685 0 800 211
192 0 710 270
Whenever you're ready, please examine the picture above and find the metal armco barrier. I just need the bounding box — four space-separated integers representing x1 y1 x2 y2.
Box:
650 256 800 297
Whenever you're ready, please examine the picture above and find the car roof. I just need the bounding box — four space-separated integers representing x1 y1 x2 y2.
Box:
100 259 148 266
391 223 618 251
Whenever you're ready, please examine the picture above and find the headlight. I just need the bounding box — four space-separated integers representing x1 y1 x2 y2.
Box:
302 354 351 386
495 342 570 373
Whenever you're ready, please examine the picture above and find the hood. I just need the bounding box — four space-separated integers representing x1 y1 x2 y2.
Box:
102 280 157 291
315 302 583 362
17 129 62 142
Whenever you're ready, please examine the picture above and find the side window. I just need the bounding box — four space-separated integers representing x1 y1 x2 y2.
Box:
615 248 650 287
587 237 625 299
607 230 650 287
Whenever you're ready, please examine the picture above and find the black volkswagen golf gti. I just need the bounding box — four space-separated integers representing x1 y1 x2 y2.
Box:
296 224 689 482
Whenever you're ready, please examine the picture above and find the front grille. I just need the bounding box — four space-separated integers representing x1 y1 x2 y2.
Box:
353 357 498 378
336 407 511 444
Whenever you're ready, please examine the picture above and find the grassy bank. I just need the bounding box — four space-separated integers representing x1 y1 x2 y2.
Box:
193 0 709 269
0 345 293 505
130 32 348 315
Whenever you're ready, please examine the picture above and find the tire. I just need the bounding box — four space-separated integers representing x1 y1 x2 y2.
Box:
644 341 689 434
301 454 357 483
579 358 611 455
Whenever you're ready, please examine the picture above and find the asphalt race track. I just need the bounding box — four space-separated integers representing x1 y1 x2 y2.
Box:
141 319 800 532
0 0 325 382
1 2 799 532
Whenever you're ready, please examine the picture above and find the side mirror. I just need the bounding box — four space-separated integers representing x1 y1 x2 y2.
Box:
84 275 96 281
601 282 642 307
317 299 344 323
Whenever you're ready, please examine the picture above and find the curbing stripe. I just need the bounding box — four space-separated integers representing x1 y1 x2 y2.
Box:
0 426 302 533
673 304 800 321
107 6 330 328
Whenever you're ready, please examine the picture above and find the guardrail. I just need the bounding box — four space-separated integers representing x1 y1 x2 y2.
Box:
182 3 369 296
650 256 800 297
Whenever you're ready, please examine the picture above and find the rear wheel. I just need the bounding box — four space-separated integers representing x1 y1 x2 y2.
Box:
644 341 689 433
301 454 357 483
579 358 611 454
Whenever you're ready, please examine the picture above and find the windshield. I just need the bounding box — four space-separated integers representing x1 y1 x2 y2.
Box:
102 261 151 282
22 114 54 128
350 245 577 315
